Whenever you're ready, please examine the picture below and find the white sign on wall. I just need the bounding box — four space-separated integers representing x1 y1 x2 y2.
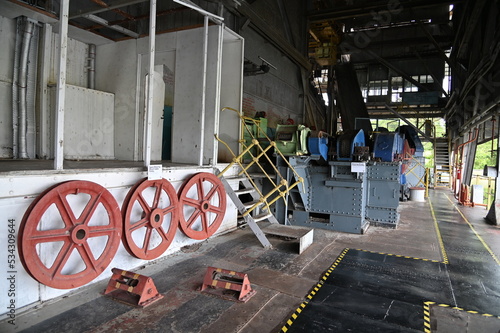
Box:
351 162 366 173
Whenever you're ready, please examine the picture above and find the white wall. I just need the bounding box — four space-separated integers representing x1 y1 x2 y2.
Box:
0 166 239 320
96 34 178 161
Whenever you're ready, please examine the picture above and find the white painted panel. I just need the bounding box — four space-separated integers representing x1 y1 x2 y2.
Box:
48 84 115 160
49 35 88 87
218 29 244 163
150 66 165 161
96 39 139 161
171 28 205 164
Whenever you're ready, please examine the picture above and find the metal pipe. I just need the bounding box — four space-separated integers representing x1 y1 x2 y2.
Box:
88 44 96 89
199 15 209 166
211 25 224 167
18 19 34 159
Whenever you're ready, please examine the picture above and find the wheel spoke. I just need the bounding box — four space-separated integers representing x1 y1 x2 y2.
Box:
29 229 70 243
196 178 204 201
77 242 99 271
50 242 74 278
162 205 176 216
55 191 77 227
128 217 149 232
204 184 219 201
200 212 209 233
182 197 201 208
208 205 225 215
157 226 171 242
152 182 163 209
186 209 201 229
142 227 153 252
88 225 117 238
79 191 103 225
137 193 152 213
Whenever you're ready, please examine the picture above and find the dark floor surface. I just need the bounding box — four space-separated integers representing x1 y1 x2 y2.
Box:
2 188 500 333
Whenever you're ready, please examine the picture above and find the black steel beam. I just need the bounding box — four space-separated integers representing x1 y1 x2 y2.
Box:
221 0 311 71
308 0 462 22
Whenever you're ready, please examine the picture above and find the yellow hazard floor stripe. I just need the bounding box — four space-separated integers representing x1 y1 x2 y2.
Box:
280 248 349 332
355 249 440 263
428 199 449 264
443 193 500 266
424 300 500 330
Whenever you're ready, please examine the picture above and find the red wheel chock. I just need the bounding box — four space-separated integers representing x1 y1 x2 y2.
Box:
200 267 256 302
103 268 163 307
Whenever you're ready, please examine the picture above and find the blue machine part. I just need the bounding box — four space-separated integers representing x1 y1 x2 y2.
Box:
337 129 365 161
373 132 404 162
400 173 407 185
399 125 424 157
308 137 329 161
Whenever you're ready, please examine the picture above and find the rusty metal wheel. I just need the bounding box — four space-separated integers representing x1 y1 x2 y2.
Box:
178 173 226 240
122 178 179 260
18 180 122 289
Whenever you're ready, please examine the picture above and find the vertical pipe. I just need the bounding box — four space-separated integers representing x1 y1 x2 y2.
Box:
88 44 96 89
199 15 209 166
38 23 52 159
143 0 156 167
53 0 69 170
18 19 34 159
134 53 142 161
211 24 223 166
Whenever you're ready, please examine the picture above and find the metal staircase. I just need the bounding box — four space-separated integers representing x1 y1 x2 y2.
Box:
215 107 313 253
434 137 451 187
218 173 277 248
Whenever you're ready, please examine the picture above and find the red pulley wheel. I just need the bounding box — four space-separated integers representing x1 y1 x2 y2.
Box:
122 178 179 260
178 172 226 240
18 180 122 289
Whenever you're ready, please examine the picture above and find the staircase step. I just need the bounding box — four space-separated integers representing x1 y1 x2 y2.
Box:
234 188 257 195
225 176 248 182
243 200 264 209
253 212 273 222
248 173 276 179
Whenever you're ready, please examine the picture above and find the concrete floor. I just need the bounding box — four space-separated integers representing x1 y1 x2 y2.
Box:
2 188 500 332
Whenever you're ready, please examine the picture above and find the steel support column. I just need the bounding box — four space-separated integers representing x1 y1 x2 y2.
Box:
53 0 69 170
199 15 209 166
143 0 156 167
486 137 500 225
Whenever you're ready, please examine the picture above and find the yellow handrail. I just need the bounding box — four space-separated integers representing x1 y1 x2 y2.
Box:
216 107 305 217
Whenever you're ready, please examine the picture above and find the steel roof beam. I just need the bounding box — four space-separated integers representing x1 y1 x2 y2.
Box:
83 13 140 38
308 0 462 22
70 0 148 19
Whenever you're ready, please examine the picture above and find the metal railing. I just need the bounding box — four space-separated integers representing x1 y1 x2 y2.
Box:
215 107 304 218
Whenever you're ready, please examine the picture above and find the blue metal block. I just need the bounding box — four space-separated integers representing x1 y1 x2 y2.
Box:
373 132 405 162
308 137 329 161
